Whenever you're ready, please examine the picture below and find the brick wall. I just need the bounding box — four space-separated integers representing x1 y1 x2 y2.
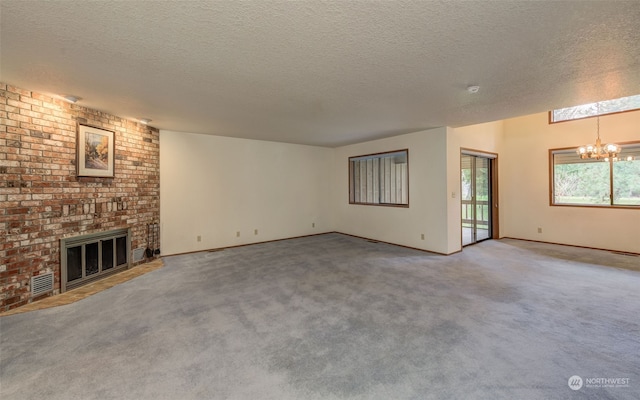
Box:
0 83 160 311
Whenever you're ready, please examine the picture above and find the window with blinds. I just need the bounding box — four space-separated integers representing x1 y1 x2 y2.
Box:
349 150 409 206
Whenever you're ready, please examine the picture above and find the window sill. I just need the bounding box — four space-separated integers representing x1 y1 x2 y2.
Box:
349 202 410 208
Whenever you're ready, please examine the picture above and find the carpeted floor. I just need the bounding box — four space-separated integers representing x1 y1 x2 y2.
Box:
1 233 638 399
0 259 164 316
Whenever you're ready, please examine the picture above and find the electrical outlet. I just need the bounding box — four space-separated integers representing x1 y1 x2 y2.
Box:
451 191 456 198
254 229 258 235
197 235 201 242
421 233 425 240
236 231 240 237
537 227 542 234
312 222 315 228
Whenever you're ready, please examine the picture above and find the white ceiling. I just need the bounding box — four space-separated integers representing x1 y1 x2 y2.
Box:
2 1 640 147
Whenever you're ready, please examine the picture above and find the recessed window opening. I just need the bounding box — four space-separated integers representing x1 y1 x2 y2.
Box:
349 149 409 206
550 94 640 123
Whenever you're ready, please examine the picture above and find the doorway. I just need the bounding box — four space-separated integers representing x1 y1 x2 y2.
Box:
461 151 498 246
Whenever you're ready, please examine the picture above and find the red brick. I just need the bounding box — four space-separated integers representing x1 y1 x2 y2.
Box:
31 92 54 103
7 86 31 96
0 83 160 312
0 118 20 127
8 112 30 123
6 99 31 109
20 96 42 107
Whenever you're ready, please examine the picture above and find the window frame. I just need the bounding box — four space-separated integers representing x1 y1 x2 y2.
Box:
549 141 640 209
348 149 409 207
548 95 640 124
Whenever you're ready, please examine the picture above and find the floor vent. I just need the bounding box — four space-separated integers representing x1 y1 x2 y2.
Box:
31 272 54 296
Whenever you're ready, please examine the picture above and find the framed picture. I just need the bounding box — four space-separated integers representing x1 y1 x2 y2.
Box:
77 124 115 177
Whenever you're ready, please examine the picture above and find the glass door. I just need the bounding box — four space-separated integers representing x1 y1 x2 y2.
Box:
461 154 492 246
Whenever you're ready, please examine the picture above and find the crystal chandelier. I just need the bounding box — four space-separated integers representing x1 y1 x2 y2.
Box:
576 116 621 161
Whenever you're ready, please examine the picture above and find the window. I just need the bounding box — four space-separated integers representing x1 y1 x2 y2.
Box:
550 142 640 207
550 94 640 123
349 149 408 206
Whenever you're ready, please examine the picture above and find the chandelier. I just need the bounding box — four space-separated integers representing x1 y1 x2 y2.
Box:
576 116 621 161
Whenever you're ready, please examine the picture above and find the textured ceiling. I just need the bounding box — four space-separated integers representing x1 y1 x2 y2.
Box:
2 1 640 147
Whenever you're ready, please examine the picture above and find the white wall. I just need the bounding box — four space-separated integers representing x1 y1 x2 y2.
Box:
501 111 640 253
160 131 333 255
332 128 451 254
160 110 639 256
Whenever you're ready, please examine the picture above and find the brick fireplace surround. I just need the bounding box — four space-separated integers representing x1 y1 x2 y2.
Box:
0 83 160 311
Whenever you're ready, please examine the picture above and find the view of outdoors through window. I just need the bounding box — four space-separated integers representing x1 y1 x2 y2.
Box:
552 143 640 206
461 154 491 245
551 94 640 122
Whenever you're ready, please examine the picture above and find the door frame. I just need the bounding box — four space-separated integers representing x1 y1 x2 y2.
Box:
460 148 499 246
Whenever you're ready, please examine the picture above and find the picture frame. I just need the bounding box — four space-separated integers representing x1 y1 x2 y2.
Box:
77 124 115 178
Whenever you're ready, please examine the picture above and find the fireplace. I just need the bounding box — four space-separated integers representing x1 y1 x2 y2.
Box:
60 228 131 292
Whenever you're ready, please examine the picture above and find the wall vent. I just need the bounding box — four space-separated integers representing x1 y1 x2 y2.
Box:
31 272 54 296
133 248 146 262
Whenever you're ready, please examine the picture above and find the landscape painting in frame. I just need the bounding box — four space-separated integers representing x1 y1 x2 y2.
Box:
77 124 115 177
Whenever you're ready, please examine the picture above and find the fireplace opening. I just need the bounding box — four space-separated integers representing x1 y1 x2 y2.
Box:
61 228 131 292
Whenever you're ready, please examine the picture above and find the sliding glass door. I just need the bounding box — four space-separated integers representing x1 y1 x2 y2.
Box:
461 154 492 246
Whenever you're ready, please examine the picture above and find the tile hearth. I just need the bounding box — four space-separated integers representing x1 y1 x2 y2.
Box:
0 259 163 317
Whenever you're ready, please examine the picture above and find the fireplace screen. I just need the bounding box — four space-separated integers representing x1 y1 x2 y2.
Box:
61 228 131 292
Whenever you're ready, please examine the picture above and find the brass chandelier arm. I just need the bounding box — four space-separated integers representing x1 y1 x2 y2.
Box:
576 116 620 160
